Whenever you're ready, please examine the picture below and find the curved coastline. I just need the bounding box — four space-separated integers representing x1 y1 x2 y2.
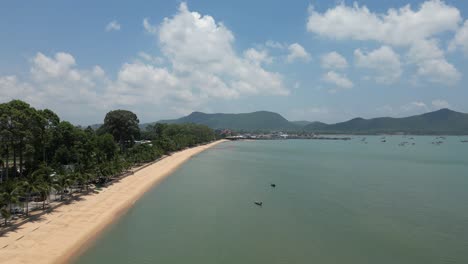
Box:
0 140 227 264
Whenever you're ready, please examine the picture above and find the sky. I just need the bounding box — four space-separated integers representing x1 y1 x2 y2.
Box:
1 0 468 125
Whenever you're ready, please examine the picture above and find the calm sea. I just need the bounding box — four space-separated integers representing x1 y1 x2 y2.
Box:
75 136 468 264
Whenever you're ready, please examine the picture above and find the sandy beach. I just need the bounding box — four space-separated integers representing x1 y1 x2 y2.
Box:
0 140 226 264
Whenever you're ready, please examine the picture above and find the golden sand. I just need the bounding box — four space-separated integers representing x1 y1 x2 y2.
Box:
0 140 226 264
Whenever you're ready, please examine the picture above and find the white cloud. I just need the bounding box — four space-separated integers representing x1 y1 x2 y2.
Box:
143 18 157 34
0 76 36 103
406 39 444 63
287 43 311 63
321 51 348 69
307 1 461 46
244 48 273 65
138 52 165 64
354 46 402 84
406 39 460 85
416 58 460 84
156 2 288 96
307 1 463 85
1 3 290 124
449 20 468 55
265 40 285 49
105 20 121 32
432 99 450 109
323 71 353 90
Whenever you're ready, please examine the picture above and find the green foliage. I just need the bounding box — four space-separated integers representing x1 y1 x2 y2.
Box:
0 100 215 223
304 108 468 135
156 111 299 132
99 110 140 150
144 123 215 154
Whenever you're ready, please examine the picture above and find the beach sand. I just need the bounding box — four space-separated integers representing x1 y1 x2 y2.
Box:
0 140 226 264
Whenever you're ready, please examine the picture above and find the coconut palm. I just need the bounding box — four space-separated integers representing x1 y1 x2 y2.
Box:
0 179 21 222
30 165 53 210
21 174 46 215
52 172 72 200
1 207 11 226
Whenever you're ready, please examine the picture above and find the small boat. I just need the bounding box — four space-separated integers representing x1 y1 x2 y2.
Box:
254 201 263 206
270 183 276 188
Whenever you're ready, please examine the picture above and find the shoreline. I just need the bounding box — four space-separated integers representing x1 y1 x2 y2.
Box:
0 140 227 264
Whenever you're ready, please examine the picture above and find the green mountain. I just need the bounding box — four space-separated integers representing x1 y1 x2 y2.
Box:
156 111 299 131
291 120 313 126
304 108 468 135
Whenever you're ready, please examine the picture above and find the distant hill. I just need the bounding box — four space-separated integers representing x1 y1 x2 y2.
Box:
93 108 468 134
291 120 313 126
156 111 299 131
304 108 468 135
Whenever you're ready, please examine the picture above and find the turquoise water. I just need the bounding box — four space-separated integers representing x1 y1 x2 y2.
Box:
75 137 468 264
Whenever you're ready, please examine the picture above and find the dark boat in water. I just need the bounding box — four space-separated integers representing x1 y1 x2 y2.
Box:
254 201 263 206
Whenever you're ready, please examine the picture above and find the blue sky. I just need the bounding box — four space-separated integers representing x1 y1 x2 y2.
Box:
1 0 468 125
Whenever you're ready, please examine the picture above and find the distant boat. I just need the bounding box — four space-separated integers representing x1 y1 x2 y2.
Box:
270 183 276 188
254 201 263 206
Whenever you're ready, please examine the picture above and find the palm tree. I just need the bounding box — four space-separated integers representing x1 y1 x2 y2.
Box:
1 208 11 226
53 172 72 200
21 173 46 215
30 165 53 210
0 179 20 222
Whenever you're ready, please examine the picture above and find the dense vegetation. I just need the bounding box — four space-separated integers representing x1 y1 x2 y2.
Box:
0 100 215 225
304 108 468 135
155 111 299 132
153 109 468 135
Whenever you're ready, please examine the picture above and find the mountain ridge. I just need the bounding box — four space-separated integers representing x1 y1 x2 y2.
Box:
150 108 468 134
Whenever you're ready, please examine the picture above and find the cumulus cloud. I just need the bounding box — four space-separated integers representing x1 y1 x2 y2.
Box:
415 58 461 84
449 20 468 55
0 3 289 123
0 76 36 103
137 52 165 64
323 71 353 90
321 51 348 70
244 48 273 65
407 39 460 84
307 1 463 85
287 43 311 63
105 20 121 32
155 2 288 96
354 46 402 84
307 0 461 46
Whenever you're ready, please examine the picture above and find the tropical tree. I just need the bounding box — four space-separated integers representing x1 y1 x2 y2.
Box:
53 172 73 200
0 179 21 216
21 173 47 215
99 110 140 151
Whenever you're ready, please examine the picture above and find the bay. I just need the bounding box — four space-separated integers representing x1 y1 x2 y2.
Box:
75 136 468 264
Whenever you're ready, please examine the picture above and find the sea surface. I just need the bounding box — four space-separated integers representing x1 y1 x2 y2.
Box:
75 136 468 264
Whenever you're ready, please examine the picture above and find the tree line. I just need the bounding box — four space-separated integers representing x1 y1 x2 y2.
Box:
0 100 215 225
